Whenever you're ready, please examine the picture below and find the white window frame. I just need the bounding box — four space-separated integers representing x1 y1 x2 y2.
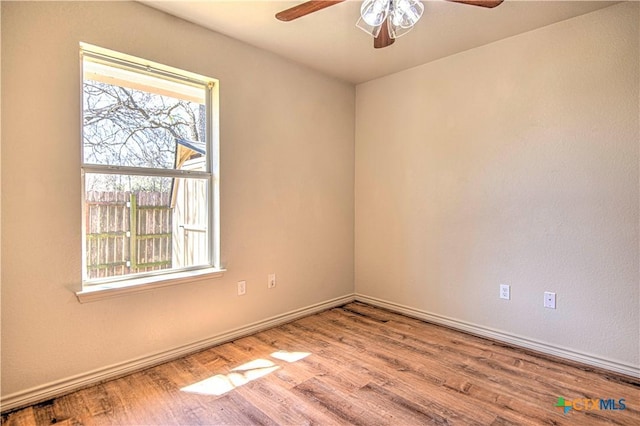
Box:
76 43 223 303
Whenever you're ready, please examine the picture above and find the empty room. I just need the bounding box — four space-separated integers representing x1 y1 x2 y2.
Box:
1 0 638 424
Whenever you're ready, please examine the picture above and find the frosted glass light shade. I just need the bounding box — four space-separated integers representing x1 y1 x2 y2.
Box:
356 16 383 38
388 20 413 39
360 0 390 27
390 0 424 29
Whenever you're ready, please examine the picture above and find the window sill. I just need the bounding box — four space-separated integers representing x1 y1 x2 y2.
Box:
75 268 226 303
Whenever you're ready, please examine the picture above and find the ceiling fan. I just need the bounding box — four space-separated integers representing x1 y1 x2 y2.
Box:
276 0 504 49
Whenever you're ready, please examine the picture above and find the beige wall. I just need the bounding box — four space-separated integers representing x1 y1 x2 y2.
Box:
356 2 639 369
1 1 354 396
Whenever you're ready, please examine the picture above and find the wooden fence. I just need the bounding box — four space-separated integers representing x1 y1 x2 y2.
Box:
85 191 172 280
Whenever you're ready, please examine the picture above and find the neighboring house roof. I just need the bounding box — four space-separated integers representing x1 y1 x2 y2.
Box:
176 138 205 155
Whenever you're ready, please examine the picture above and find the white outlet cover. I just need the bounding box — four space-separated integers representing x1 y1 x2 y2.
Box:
500 284 510 300
238 280 246 296
544 291 556 309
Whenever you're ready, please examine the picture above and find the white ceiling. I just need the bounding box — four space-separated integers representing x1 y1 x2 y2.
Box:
141 0 618 84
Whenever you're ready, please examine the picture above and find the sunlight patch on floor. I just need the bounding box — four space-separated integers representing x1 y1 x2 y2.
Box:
181 359 279 396
271 350 310 363
181 350 311 396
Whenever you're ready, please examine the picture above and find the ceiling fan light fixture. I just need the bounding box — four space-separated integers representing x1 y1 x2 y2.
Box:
360 0 391 27
358 0 424 43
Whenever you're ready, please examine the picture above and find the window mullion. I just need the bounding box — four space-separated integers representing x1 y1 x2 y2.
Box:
82 164 211 179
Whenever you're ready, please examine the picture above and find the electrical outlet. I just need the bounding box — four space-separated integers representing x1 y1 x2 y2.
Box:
268 273 276 289
237 280 246 296
500 284 510 300
544 291 556 309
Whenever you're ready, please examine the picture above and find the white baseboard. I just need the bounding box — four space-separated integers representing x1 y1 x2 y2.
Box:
0 294 355 413
354 293 640 379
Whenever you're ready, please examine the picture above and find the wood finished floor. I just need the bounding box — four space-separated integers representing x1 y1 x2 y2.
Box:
2 302 639 425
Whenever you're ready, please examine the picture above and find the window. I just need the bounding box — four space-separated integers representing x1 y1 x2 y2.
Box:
78 43 221 300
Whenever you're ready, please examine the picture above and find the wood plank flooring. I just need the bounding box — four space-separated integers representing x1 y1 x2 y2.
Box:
2 302 639 425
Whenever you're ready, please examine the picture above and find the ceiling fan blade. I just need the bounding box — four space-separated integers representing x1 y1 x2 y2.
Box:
374 19 395 49
446 0 504 8
276 0 346 22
